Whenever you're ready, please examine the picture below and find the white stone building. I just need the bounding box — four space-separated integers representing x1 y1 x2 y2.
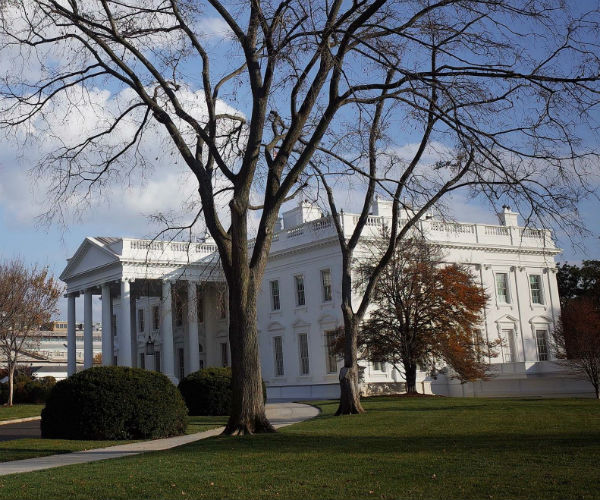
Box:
59 199 596 399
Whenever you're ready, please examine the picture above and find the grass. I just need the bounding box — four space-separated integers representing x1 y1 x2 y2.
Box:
0 397 598 499
0 405 43 421
0 415 225 463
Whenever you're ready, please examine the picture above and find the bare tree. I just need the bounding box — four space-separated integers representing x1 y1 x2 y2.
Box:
0 260 61 406
306 3 600 413
552 297 600 399
0 1 599 426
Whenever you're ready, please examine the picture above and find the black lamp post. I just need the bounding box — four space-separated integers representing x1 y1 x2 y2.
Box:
146 337 155 356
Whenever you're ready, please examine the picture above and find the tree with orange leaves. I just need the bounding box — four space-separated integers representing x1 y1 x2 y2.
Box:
552 297 600 399
0 260 61 406
356 237 494 394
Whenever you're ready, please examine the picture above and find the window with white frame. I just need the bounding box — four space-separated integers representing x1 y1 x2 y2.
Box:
197 288 204 323
496 273 510 303
529 274 544 304
325 330 338 374
501 328 516 362
137 309 145 333
152 306 160 330
321 269 332 302
220 342 229 367
298 333 310 375
372 361 386 372
536 330 549 361
295 275 305 306
218 292 227 319
178 348 185 380
273 336 284 377
270 280 281 311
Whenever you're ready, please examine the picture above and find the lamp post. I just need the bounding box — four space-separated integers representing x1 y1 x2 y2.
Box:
145 337 155 371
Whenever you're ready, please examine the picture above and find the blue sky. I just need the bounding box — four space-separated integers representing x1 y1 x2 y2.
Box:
0 2 599 320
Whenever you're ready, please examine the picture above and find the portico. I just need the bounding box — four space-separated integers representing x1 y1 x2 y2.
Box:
60 237 227 384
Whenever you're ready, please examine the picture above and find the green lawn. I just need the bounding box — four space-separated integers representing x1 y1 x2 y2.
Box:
0 415 225 463
0 397 598 499
0 405 43 421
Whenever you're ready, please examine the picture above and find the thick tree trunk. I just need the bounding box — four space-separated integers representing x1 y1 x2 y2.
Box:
404 362 418 394
8 363 15 407
222 200 275 435
336 283 365 415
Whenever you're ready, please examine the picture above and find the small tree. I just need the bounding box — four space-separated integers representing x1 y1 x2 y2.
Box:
556 261 600 308
552 297 600 399
355 237 493 394
0 260 61 406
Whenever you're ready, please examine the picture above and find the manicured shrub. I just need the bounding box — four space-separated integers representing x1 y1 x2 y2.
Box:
178 367 266 416
0 376 56 404
41 366 187 440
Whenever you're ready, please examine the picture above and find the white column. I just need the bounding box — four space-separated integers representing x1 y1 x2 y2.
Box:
118 279 132 366
204 285 216 367
83 289 93 369
130 293 138 368
187 281 200 374
161 280 176 382
67 293 77 376
101 284 112 366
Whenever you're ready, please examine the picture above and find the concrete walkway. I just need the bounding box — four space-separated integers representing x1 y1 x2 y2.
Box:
0 402 319 477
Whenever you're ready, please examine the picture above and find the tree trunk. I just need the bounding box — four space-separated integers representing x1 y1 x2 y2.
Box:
336 299 365 415
222 200 275 435
404 362 418 394
8 363 15 407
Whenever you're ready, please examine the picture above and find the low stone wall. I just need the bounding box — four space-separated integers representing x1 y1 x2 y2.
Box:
361 382 406 396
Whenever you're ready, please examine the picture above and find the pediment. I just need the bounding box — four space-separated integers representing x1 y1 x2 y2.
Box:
529 315 553 325
318 313 337 325
60 238 120 282
292 318 310 329
267 321 285 331
495 314 519 324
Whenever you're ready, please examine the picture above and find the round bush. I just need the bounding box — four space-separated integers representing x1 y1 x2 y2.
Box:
41 367 187 440
178 367 266 416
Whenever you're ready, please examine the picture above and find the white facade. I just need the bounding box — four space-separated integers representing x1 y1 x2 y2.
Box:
59 200 597 398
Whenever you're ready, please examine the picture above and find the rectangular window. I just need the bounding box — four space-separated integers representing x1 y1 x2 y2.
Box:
321 269 332 302
155 351 161 373
220 342 229 367
298 333 310 375
137 309 145 333
373 361 386 372
152 306 160 330
178 348 185 380
112 314 117 337
326 331 338 373
270 280 281 311
295 275 305 306
197 289 204 323
273 336 284 377
219 292 227 319
175 297 183 327
501 329 516 363
140 353 145 370
536 330 549 361
529 275 543 304
496 273 510 303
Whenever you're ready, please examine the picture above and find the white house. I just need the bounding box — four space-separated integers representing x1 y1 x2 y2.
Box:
59 199 596 399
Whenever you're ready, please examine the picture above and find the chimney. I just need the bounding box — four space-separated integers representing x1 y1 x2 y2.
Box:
497 205 519 226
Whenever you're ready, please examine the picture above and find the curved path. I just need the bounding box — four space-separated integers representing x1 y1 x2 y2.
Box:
0 402 319 477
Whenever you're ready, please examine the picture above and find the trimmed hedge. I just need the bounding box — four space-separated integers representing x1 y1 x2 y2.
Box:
41 367 187 440
0 376 56 404
178 367 267 416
